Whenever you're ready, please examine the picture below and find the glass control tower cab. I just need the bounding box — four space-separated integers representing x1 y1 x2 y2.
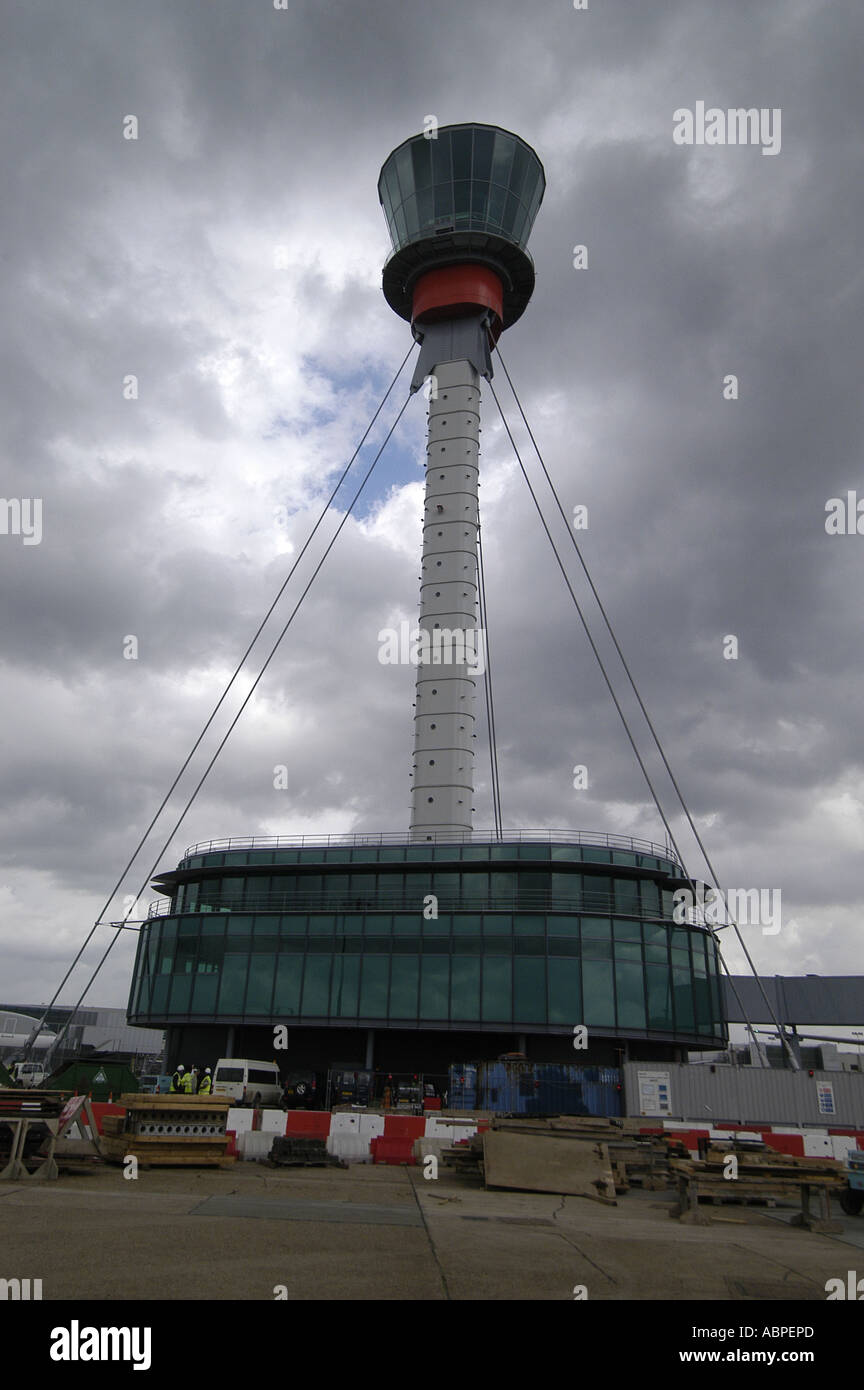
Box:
378 125 545 841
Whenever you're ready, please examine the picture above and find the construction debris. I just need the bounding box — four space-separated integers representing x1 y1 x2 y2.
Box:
269 1136 344 1168
98 1094 234 1168
669 1145 847 1231
481 1129 617 1202
439 1116 681 1198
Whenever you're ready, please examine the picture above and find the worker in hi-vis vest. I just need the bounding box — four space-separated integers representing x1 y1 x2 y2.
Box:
170 1064 184 1093
181 1067 195 1093
198 1067 212 1095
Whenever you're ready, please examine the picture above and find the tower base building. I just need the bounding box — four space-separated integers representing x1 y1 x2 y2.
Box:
128 831 726 1078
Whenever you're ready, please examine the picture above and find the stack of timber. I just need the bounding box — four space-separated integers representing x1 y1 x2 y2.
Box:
489 1116 681 1193
99 1094 235 1168
669 1145 847 1231
442 1117 623 1202
441 1133 485 1180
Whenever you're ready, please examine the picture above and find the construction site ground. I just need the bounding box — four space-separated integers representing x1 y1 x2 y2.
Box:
2 1159 863 1301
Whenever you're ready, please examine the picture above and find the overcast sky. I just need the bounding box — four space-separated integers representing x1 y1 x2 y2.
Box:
1 0 862 1042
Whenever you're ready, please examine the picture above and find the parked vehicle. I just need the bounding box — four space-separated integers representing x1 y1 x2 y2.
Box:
284 1073 322 1106
211 1058 282 1107
139 1073 172 1094
329 1067 373 1107
11 1062 47 1088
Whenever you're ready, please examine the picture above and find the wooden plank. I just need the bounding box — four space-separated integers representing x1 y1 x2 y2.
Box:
483 1131 616 1202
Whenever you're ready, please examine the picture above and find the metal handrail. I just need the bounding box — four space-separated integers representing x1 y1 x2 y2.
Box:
179 828 682 864
146 891 704 925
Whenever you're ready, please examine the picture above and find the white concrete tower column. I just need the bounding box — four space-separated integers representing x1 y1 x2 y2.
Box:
409 357 481 840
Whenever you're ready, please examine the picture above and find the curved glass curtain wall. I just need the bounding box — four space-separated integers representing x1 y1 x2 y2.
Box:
378 125 545 254
130 912 724 1042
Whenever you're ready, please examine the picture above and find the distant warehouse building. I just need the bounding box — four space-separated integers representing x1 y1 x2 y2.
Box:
126 831 727 1075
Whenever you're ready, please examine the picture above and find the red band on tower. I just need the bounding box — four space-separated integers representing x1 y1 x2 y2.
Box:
411 265 504 334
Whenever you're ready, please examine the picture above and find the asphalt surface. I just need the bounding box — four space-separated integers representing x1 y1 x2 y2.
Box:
2 1161 862 1301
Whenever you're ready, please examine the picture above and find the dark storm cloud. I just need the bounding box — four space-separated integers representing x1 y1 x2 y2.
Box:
0 0 862 1001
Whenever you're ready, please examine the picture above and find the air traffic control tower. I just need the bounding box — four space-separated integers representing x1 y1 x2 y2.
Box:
379 124 543 840
128 126 726 1077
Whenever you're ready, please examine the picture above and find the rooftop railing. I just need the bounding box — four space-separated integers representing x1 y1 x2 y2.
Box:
180 828 683 864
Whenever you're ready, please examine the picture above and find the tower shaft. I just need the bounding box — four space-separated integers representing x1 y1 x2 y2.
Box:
410 357 480 840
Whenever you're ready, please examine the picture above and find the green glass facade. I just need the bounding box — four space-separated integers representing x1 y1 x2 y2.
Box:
128 840 726 1047
378 124 545 255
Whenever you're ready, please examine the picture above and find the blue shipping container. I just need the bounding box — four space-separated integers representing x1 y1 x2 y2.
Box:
448 1061 621 1116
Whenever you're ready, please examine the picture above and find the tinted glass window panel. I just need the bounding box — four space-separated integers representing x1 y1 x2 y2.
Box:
417 184 434 231
411 137 432 188
491 871 516 900
482 957 512 1022
510 203 529 246
514 914 545 936
583 939 612 961
360 957 389 1015
514 958 546 1023
582 916 611 938
403 194 419 239
615 962 646 1028
614 879 640 913
169 975 192 1013
420 957 449 1019
421 936 450 953
470 179 489 224
460 872 488 901
430 130 452 182
451 956 480 1018
483 936 512 954
331 956 359 1017
646 964 674 1029
692 976 713 1026
246 954 276 1014
389 955 419 1018
552 872 580 905
151 977 169 1013
391 936 421 953
614 942 642 961
491 131 514 189
509 142 531 200
421 913 450 937
301 956 331 1016
394 144 413 201
307 915 336 936
451 128 472 180
273 957 301 1017
452 914 481 935
548 915 579 937
582 960 615 1026
583 848 611 864
404 873 431 901
472 127 494 181
673 969 695 1030
613 917 642 941
548 957 581 1024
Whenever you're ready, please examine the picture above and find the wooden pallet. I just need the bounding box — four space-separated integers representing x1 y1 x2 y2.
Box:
669 1148 846 1230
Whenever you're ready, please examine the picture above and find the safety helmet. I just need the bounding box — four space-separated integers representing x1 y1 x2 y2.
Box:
205 1067 211 1074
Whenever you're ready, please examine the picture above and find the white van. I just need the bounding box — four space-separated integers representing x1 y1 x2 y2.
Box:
12 1061 47 1088
212 1058 282 1108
